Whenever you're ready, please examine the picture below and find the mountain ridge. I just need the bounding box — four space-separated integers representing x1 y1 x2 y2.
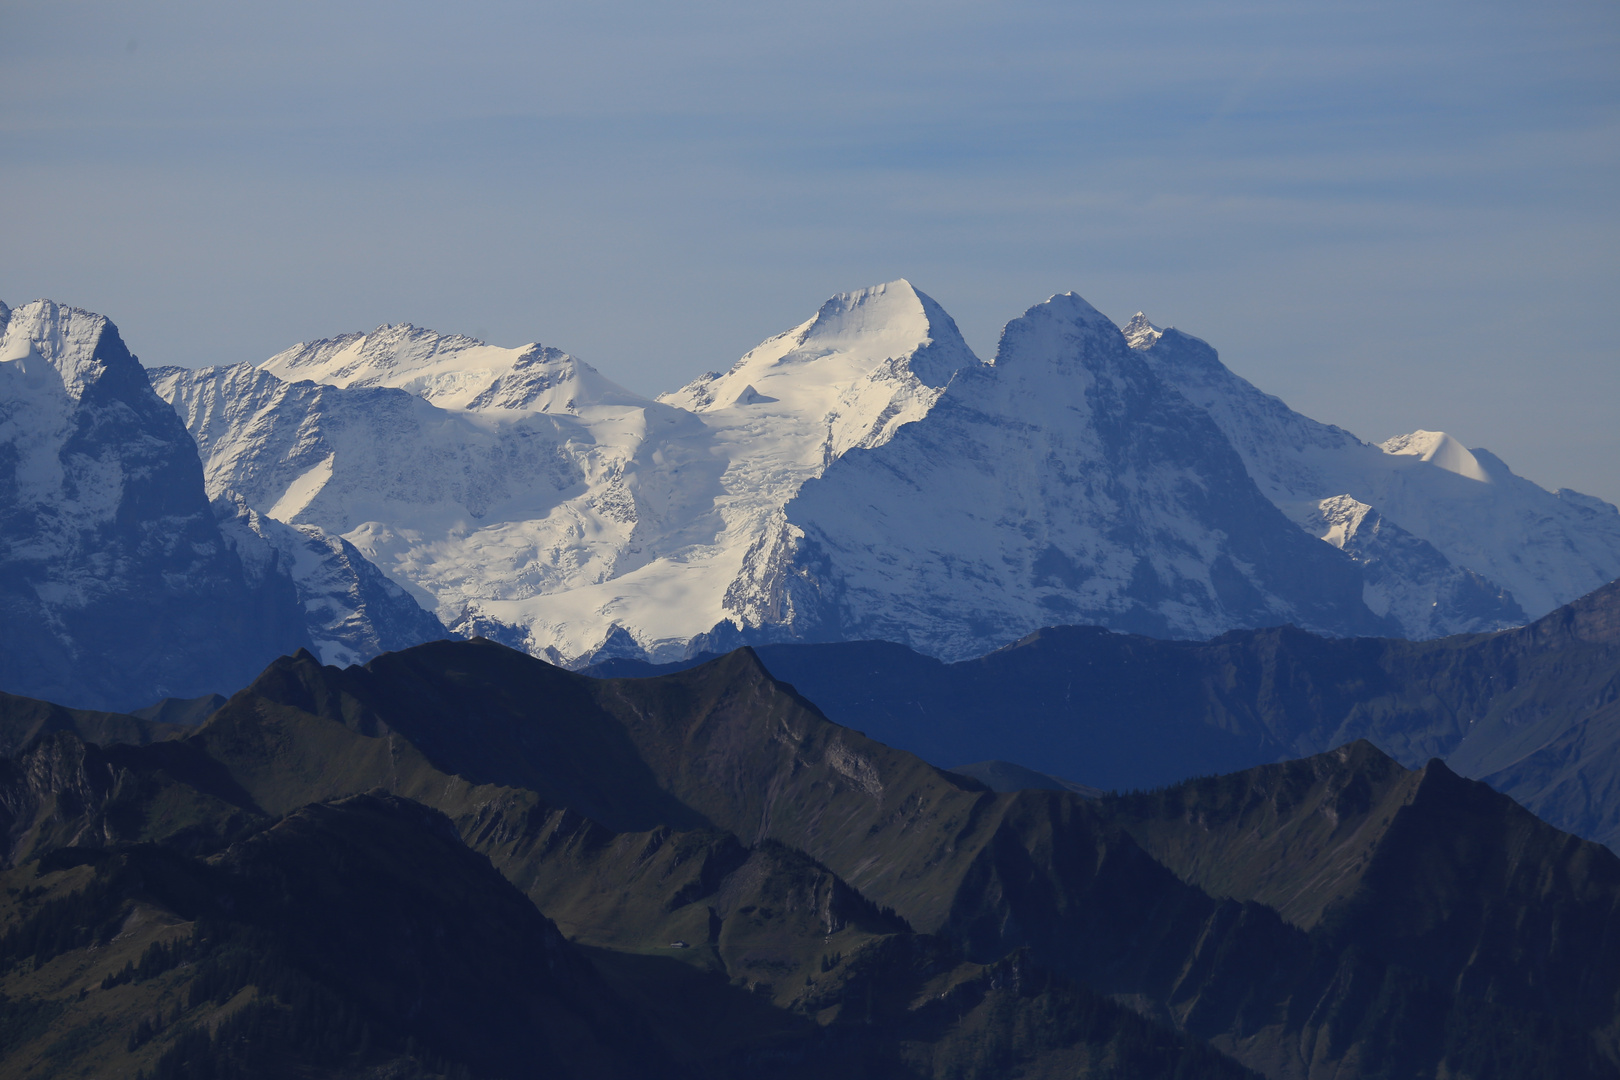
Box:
590 576 1620 851
145 281 1620 668
1 638 1608 1077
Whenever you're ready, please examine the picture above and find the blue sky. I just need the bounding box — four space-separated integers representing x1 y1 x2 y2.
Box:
4 0 1618 500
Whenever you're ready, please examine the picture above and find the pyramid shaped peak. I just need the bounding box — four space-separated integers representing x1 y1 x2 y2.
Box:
1122 312 1163 350
802 279 948 345
993 291 1125 367
665 279 979 412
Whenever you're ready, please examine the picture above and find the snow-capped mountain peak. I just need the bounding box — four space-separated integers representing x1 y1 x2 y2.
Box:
993 292 1131 374
1381 430 1493 484
1 301 316 708
660 279 978 416
260 323 648 414
2 300 131 402
1 301 153 514
1122 311 1163 349
1131 326 1620 628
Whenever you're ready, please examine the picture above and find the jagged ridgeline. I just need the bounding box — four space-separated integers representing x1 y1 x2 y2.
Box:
6 285 1620 707
597 574 1620 853
5 640 1620 1078
149 281 1620 667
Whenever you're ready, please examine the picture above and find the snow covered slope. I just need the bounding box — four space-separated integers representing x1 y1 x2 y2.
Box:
0 300 311 708
152 282 981 661
774 293 1385 655
1129 316 1620 631
142 281 1620 666
260 322 647 413
150 357 699 656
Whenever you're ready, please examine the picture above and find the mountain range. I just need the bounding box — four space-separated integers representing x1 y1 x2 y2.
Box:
593 573 1620 856
5 284 1618 708
8 277 1619 1076
139 281 1620 668
4 639 1620 1077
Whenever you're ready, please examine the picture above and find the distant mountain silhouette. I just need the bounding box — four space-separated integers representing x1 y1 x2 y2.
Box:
592 577 1620 851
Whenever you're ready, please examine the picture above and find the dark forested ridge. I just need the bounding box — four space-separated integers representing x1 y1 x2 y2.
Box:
2 638 1619 1077
592 576 1620 850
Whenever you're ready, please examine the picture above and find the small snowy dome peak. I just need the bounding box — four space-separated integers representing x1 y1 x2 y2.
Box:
993 291 1123 367
0 299 128 401
1122 312 1162 350
260 322 646 413
1381 430 1492 483
468 344 649 413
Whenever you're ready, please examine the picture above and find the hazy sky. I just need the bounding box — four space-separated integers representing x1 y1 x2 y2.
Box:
4 0 1617 501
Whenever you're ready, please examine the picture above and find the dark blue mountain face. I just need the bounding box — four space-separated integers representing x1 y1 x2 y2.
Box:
588 576 1620 851
0 301 311 709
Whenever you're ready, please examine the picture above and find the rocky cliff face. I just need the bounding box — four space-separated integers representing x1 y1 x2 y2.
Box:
0 301 312 708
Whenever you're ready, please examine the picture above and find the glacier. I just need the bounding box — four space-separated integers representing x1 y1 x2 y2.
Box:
146 280 1620 665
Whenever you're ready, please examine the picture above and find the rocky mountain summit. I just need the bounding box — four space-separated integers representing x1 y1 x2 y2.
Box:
0 301 313 709
145 280 1620 666
0 300 447 709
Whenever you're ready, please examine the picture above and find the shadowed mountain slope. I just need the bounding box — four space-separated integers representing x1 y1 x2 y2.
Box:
0 791 666 1078
1 646 1262 1080
0 690 184 759
82 638 1617 1078
0 302 314 710
593 577 1620 850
